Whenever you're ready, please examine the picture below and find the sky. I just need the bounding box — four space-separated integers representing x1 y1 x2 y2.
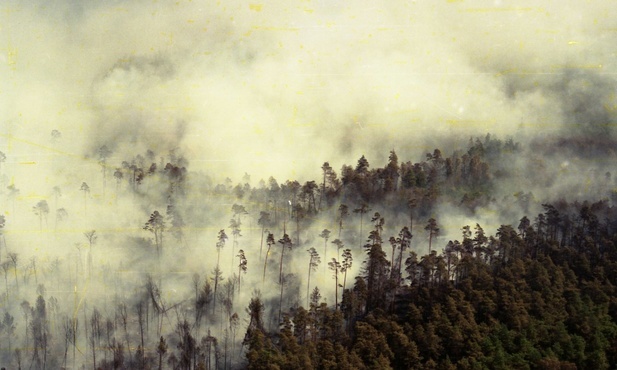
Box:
1 0 616 185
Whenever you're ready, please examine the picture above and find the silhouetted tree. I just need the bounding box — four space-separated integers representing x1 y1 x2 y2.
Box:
306 247 320 308
319 229 331 273
262 232 275 284
144 210 165 258
216 229 228 269
237 249 247 294
425 218 439 254
83 230 96 277
341 249 353 294
33 200 49 232
337 204 349 239
80 182 90 214
319 162 332 210
329 258 341 310
278 233 293 322
98 145 112 195
257 211 271 261
353 203 371 241
157 336 168 370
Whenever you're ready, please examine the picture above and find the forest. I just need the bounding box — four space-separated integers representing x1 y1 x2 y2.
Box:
4 1 617 369
0 133 616 370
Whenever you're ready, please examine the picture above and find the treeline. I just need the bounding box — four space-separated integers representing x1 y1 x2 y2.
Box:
218 134 520 220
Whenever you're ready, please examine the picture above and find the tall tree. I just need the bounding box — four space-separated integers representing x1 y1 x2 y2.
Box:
425 218 439 254
306 247 321 308
7 184 19 215
257 211 271 261
83 230 97 278
237 249 247 294
383 150 399 192
262 232 275 284
363 222 390 313
157 336 168 370
301 181 318 214
229 204 246 270
341 249 353 293
319 162 332 211
319 229 331 273
337 204 349 239
8 252 18 289
113 168 123 194
0 215 5 261
407 198 417 233
33 200 49 232
80 182 90 214
98 145 112 196
216 229 228 269
292 203 305 245
278 233 293 323
353 203 371 240
328 258 341 310
393 227 412 286
211 266 223 316
332 238 344 261
1 261 10 303
144 211 165 258
3 312 15 357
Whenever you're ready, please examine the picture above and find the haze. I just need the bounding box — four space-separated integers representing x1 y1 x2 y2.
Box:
1 1 617 369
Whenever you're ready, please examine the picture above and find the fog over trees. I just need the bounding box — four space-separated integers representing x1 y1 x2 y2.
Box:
3 1 617 369
0 134 616 368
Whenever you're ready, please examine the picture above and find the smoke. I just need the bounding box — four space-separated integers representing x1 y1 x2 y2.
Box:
5 1 615 182
1 1 617 368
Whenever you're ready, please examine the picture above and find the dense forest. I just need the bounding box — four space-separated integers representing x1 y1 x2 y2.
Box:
0 133 616 369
